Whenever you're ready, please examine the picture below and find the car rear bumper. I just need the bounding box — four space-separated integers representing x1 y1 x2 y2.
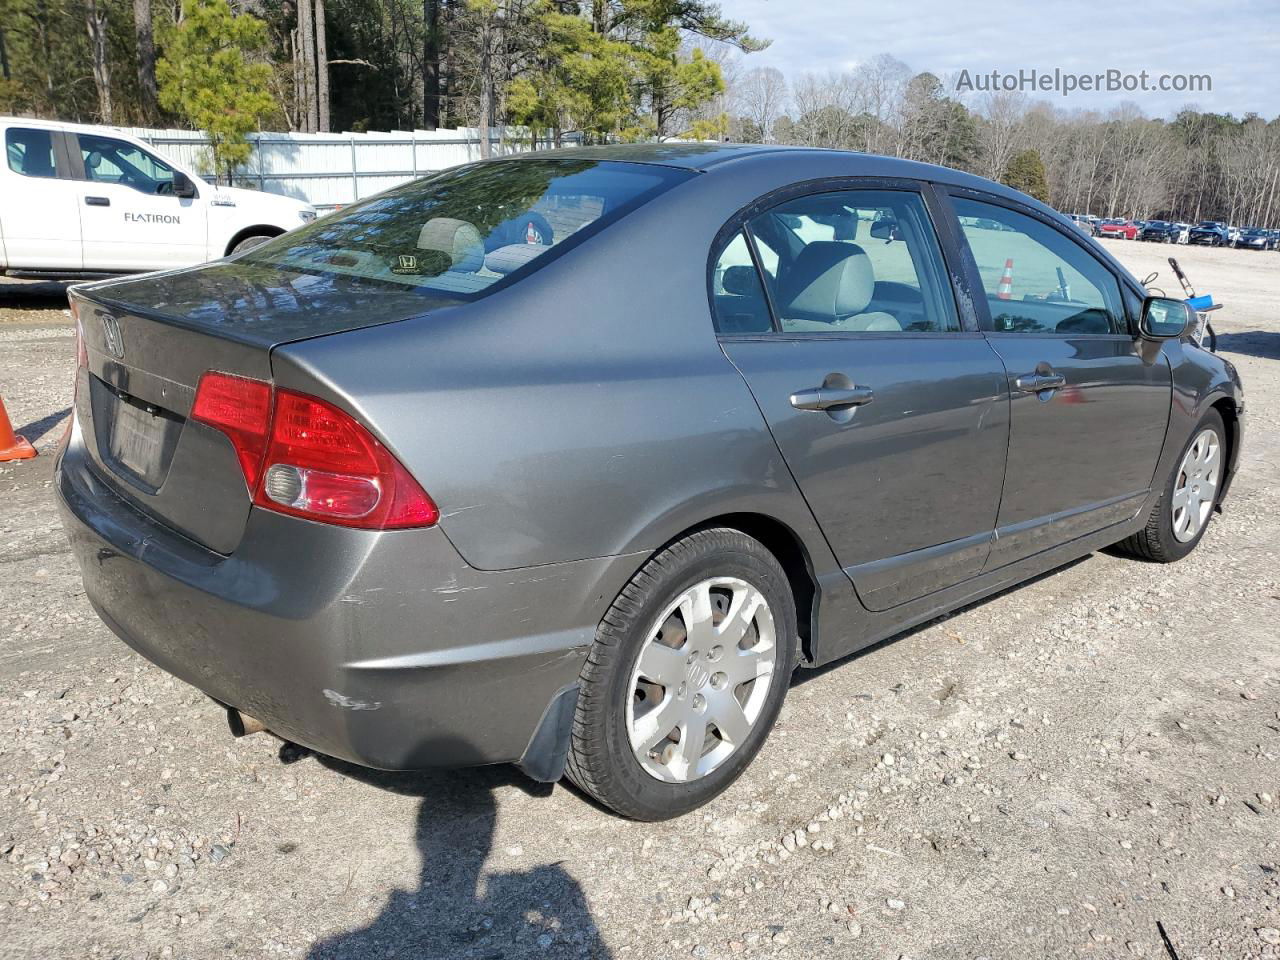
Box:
55 426 640 774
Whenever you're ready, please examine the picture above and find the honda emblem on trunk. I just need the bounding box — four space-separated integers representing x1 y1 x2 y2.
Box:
101 314 125 359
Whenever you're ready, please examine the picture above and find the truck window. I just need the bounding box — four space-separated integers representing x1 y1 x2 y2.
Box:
6 128 58 178
77 134 178 195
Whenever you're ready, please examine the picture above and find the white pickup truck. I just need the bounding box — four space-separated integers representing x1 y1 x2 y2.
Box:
1 117 315 279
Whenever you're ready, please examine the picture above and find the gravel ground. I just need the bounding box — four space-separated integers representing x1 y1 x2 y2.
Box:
1 243 1278 960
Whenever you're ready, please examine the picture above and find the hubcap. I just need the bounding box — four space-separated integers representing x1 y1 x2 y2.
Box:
1171 428 1221 543
625 577 777 783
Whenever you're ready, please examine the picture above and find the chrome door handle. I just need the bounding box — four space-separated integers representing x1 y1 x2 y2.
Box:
1015 372 1066 393
789 385 875 411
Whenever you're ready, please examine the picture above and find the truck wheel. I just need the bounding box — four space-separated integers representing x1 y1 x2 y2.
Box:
230 234 275 255
565 528 798 820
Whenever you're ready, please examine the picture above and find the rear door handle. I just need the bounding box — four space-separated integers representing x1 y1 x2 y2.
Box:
1014 372 1066 393
789 385 875 411
85 196 110 207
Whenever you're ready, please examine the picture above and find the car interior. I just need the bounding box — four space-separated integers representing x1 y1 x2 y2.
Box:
248 161 678 297
712 192 958 335
79 137 181 196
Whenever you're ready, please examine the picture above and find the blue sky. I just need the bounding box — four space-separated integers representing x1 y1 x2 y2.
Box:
725 0 1280 118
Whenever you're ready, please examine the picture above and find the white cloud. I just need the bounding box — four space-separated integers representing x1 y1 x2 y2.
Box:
725 0 1279 117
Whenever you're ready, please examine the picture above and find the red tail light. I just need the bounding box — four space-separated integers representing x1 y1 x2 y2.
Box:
191 372 273 489
190 371 438 529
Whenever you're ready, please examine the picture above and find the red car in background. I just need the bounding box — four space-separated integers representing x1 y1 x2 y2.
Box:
1099 218 1140 240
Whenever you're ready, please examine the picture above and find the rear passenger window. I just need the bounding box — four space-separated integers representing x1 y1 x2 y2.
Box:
744 190 959 334
710 232 773 333
6 128 57 178
952 197 1126 335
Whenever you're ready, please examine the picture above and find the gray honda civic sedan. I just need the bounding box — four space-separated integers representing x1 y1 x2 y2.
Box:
57 144 1243 820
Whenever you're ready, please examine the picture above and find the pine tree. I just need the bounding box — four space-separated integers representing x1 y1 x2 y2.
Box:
1003 148 1050 203
157 0 278 182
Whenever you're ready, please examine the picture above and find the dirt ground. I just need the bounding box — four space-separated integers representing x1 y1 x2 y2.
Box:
1 241 1278 960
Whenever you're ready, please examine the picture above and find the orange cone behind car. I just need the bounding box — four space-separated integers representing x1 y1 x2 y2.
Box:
0 396 37 461
996 259 1015 300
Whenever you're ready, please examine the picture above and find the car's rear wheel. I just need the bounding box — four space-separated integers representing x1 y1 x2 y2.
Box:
565 528 798 820
1114 410 1225 562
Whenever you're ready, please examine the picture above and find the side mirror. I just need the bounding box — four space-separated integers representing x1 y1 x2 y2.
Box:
1139 296 1193 340
173 172 197 199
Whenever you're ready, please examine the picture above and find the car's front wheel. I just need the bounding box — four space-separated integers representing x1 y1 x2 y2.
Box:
1115 410 1225 562
565 528 798 820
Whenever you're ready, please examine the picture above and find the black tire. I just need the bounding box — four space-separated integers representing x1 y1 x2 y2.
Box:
565 528 799 820
1114 409 1225 562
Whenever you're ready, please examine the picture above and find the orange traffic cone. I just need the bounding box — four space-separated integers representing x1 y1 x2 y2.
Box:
0 396 37 461
996 259 1014 300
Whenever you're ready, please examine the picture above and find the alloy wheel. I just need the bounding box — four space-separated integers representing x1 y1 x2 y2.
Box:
625 577 777 783
1171 428 1221 543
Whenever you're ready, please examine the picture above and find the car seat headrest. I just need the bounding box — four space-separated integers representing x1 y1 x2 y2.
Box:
417 217 483 273
779 241 875 320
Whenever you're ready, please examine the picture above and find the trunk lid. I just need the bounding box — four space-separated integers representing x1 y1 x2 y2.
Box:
72 259 456 554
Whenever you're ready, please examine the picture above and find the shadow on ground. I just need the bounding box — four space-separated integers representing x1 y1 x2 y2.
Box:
1214 331 1280 360
16 406 72 445
307 741 612 960
0 280 72 308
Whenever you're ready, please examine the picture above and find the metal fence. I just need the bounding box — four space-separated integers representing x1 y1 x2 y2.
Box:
114 126 582 209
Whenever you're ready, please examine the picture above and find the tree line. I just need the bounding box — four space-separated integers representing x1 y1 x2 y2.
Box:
1 2 1277 226
0 0 761 176
726 57 1280 228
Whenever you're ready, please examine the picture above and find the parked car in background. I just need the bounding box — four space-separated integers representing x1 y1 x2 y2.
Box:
1068 214 1101 237
1189 221 1230 246
1099 219 1140 240
1234 227 1272 250
1140 220 1182 243
56 144 1244 820
1175 223 1192 244
1 117 315 279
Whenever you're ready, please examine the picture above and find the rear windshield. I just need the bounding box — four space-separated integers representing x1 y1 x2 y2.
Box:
241 158 693 299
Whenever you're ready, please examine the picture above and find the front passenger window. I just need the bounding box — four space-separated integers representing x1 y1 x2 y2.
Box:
952 197 1126 335
78 134 177 195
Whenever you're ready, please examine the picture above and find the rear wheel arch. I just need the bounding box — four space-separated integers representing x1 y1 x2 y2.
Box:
643 512 819 665
224 225 284 257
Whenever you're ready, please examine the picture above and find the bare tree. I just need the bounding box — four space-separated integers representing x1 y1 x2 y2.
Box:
85 0 112 122
314 0 329 131
734 66 787 142
132 0 158 122
976 91 1028 181
296 0 317 132
423 0 442 129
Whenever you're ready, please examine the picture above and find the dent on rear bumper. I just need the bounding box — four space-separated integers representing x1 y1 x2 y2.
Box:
56 435 643 771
